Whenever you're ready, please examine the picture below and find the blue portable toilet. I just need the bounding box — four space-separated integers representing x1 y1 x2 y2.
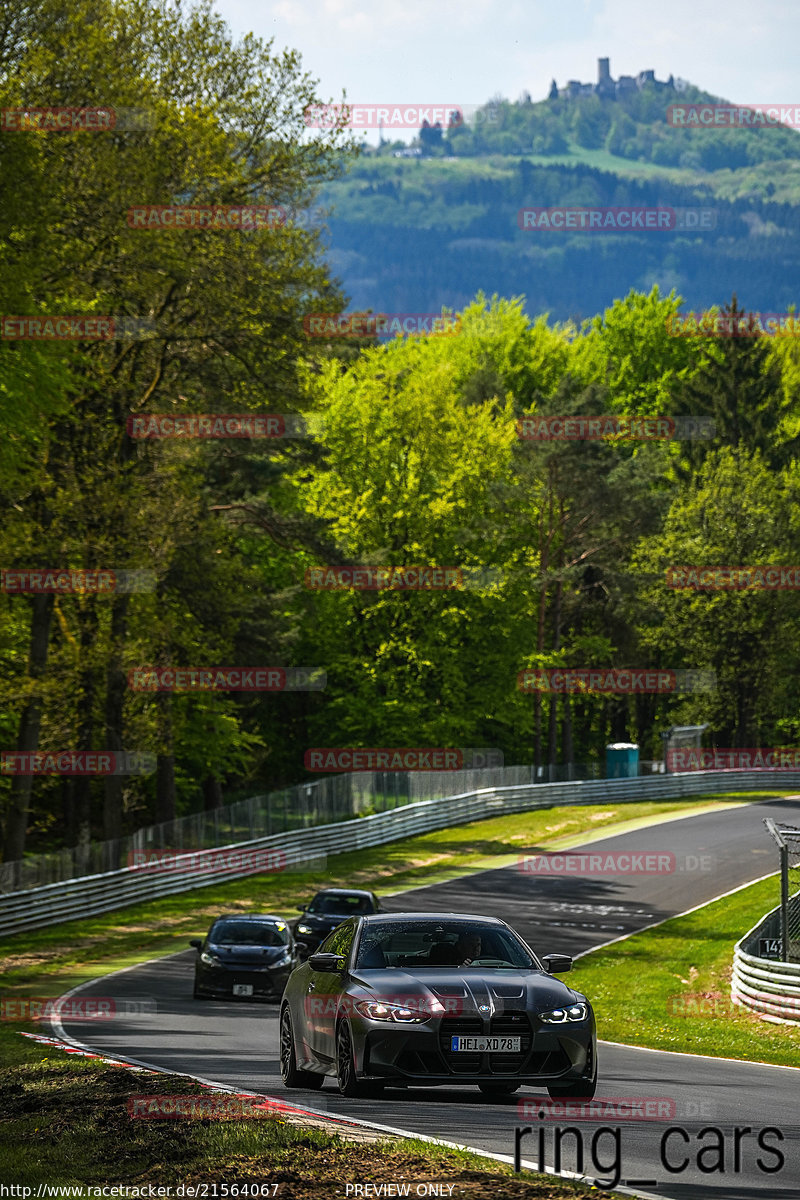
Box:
606 742 639 778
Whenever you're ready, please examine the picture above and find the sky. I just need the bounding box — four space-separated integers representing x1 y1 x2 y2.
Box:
212 0 800 141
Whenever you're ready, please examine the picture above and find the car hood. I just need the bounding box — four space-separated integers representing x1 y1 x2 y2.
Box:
298 914 350 927
349 967 585 1016
208 942 289 965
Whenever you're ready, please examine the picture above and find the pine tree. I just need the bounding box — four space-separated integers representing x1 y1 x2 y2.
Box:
671 295 800 475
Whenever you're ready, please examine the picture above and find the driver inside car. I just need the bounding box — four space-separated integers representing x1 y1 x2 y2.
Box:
428 931 482 965
455 931 482 963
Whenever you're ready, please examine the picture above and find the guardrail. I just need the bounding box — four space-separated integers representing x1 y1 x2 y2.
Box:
732 906 800 1024
1 768 798 937
0 763 548 893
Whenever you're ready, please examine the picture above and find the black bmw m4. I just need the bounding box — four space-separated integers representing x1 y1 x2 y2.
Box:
279 912 597 1099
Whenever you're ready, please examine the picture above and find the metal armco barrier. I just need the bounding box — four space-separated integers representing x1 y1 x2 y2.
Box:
1 769 798 937
732 905 800 1024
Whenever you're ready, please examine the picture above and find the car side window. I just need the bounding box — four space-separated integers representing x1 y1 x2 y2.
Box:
321 920 355 962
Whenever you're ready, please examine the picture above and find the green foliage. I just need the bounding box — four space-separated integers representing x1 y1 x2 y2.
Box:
445 89 800 169
0 0 354 851
2 2 800 859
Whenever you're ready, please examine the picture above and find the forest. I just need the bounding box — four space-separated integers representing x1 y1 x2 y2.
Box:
2 0 800 861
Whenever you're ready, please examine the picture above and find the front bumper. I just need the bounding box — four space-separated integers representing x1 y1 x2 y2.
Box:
195 966 290 999
352 1013 595 1085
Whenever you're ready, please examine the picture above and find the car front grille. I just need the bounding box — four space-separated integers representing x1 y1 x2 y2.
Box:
486 1011 532 1073
439 1017 483 1073
439 1011 562 1076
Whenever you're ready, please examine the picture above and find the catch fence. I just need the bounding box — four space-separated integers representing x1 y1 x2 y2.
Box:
764 818 800 962
1 761 611 894
1 769 798 937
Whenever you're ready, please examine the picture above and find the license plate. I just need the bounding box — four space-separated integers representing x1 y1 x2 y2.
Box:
233 984 254 997
450 1036 521 1053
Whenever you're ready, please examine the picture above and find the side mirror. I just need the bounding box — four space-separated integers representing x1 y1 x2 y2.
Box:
297 905 307 913
308 952 345 973
189 939 202 950
542 953 572 974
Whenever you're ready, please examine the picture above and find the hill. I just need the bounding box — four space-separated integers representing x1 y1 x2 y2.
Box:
317 76 800 321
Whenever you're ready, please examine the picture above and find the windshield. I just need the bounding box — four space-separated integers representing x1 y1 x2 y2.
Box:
354 921 537 970
307 893 373 916
211 921 288 946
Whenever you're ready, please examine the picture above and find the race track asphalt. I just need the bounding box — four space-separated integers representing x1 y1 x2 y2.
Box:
54 795 800 1200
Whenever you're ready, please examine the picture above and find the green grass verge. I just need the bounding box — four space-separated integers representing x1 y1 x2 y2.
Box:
0 1044 627 1197
0 793 769 996
571 873 800 1067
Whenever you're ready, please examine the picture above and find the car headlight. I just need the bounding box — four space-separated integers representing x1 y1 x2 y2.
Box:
200 951 221 967
353 999 444 1023
297 924 313 935
539 1003 588 1024
273 949 292 965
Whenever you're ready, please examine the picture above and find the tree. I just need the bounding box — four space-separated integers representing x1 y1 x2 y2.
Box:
632 448 800 746
669 296 800 475
0 0 355 860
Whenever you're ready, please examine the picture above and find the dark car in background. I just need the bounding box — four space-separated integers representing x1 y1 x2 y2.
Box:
293 888 384 952
279 913 597 1099
190 913 301 1001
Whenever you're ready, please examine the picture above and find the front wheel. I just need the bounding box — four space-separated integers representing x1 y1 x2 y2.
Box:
280 1006 324 1089
478 1081 520 1096
336 1020 372 1097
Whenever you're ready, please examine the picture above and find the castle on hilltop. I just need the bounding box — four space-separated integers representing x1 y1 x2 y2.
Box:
550 58 675 101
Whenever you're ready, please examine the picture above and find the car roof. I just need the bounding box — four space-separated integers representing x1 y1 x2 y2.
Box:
311 888 375 898
358 912 506 925
211 913 287 923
